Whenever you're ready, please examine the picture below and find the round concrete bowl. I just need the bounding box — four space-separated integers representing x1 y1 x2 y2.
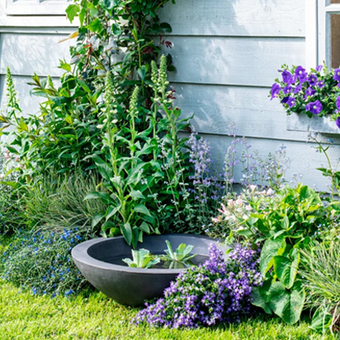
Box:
72 234 222 306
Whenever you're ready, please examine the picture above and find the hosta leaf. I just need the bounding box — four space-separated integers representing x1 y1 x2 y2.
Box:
260 237 286 276
251 286 272 315
273 249 300 289
268 281 305 325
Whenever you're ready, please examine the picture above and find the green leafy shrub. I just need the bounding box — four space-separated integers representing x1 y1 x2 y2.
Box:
1 229 91 297
212 184 339 324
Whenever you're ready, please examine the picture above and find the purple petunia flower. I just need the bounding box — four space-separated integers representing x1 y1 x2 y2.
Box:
308 74 318 86
304 87 316 99
294 84 302 93
283 85 292 94
286 96 296 108
282 70 294 85
316 65 323 72
270 83 281 100
317 80 325 88
336 97 340 110
336 117 340 129
295 66 308 82
334 68 340 81
306 100 323 115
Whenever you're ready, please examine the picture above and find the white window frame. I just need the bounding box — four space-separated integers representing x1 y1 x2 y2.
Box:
311 0 340 67
5 0 70 15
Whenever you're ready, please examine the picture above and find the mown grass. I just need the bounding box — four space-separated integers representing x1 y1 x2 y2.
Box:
0 279 334 340
0 235 335 340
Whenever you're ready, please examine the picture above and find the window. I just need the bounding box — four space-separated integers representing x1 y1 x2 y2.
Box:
318 0 340 68
5 0 70 15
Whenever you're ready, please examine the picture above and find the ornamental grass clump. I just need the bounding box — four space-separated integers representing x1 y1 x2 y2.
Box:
271 64 340 128
1 229 90 297
132 243 262 329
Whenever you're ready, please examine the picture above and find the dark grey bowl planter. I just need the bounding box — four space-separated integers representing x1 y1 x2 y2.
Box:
72 234 222 306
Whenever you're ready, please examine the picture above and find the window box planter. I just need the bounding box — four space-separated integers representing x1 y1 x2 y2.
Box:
287 113 340 134
72 234 224 306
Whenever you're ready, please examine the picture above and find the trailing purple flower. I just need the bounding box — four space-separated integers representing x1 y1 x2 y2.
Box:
132 243 263 329
271 64 340 128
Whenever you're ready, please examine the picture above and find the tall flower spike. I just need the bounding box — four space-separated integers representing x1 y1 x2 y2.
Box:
151 60 158 86
6 67 22 117
104 71 115 110
158 55 169 96
129 86 139 120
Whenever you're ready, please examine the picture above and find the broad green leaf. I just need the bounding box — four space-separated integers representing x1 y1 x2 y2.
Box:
273 249 300 289
5 146 19 155
130 190 145 200
91 213 105 228
260 237 286 276
84 192 111 205
105 205 120 221
134 204 151 216
66 4 80 23
251 286 273 315
138 221 150 233
87 154 113 181
65 116 73 125
268 281 305 325
87 18 103 33
121 222 132 246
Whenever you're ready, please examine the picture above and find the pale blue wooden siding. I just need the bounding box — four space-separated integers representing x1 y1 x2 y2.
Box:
158 0 339 191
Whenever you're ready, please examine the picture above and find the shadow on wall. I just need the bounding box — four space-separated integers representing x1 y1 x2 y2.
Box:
158 0 305 139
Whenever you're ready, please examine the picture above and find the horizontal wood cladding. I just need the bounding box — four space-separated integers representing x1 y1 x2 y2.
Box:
164 36 305 87
199 133 337 192
0 33 72 77
173 83 309 141
158 0 305 37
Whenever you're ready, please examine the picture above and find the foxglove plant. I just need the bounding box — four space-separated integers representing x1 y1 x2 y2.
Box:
271 64 340 128
132 243 262 329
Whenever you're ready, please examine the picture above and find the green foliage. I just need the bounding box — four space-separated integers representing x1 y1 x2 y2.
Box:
162 240 196 263
0 69 102 181
1 229 91 296
213 184 337 324
122 248 160 268
300 240 340 335
85 56 193 247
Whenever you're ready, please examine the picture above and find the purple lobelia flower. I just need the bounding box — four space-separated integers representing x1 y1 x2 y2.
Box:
132 244 262 329
334 68 340 81
270 83 281 100
306 100 322 115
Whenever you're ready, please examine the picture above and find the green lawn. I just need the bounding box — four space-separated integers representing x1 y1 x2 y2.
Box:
0 280 333 340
